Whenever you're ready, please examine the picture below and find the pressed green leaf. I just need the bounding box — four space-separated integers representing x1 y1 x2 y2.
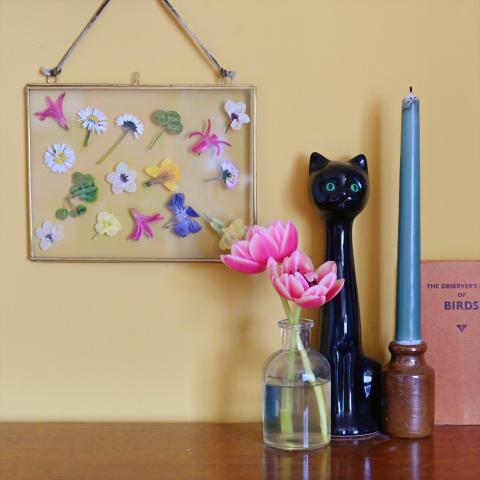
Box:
81 186 98 202
70 183 98 202
152 110 168 126
75 204 87 216
71 172 85 185
55 208 68 220
82 174 95 186
166 111 181 124
167 122 183 134
152 109 183 134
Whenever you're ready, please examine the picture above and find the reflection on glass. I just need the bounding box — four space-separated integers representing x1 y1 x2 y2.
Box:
409 441 420 480
263 445 330 480
263 434 425 479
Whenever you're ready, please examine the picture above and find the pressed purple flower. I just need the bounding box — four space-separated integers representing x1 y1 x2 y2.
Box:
224 100 250 133
220 161 239 189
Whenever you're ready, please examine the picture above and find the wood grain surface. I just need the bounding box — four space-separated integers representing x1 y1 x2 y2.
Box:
0 423 478 479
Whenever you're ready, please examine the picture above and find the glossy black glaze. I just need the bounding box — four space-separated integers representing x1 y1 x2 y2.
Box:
309 152 381 437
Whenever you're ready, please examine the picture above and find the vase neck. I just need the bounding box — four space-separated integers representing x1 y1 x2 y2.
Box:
279 319 313 352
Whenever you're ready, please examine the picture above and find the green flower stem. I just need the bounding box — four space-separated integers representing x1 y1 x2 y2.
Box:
278 299 329 444
225 118 234 134
64 196 75 216
296 333 329 444
96 130 127 165
204 176 222 183
278 298 299 435
147 128 166 150
83 129 91 147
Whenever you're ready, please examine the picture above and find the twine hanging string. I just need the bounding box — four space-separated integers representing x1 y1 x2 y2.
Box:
40 0 236 83
41 0 112 83
161 0 236 81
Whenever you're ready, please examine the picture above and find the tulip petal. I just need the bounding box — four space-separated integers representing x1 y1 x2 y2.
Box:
317 272 337 291
325 279 345 302
221 254 264 274
294 271 309 291
316 261 337 280
249 231 279 264
268 221 284 246
267 257 280 281
246 225 265 242
231 240 252 260
288 274 307 298
296 294 327 308
303 284 328 298
277 221 298 259
272 275 293 300
284 250 314 274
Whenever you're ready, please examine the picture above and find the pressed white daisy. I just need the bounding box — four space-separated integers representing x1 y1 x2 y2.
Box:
97 113 144 165
224 100 250 133
106 162 138 194
43 143 75 173
77 106 108 146
116 113 144 139
35 221 64 251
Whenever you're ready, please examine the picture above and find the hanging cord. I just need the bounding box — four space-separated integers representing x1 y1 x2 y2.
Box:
41 0 112 83
161 0 236 81
39 0 236 83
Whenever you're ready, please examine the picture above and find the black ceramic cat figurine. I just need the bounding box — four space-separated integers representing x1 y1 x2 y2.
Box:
309 152 381 437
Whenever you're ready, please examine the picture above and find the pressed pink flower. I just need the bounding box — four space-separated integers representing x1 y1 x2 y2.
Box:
221 221 298 274
267 252 344 308
188 119 231 156
127 208 164 241
34 92 69 130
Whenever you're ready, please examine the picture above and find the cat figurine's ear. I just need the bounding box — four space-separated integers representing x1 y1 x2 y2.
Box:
350 154 368 173
309 152 330 173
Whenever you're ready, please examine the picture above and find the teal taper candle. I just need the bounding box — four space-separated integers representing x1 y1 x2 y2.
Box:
395 88 421 343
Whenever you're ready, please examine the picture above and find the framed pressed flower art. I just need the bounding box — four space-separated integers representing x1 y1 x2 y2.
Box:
26 84 256 262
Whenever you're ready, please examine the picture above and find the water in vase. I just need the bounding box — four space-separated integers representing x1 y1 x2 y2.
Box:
263 380 331 450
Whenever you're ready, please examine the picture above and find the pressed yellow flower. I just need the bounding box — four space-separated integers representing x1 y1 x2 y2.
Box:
205 215 247 251
144 158 181 192
219 218 247 250
94 212 121 238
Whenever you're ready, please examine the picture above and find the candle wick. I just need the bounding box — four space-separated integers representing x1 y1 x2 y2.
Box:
409 86 413 93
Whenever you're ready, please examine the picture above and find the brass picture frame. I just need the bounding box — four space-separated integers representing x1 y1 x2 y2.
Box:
26 84 256 262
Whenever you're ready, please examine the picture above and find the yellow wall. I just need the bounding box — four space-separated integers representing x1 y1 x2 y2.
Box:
1 0 479 421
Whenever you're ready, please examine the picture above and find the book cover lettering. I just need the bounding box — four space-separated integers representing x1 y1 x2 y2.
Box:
421 261 480 425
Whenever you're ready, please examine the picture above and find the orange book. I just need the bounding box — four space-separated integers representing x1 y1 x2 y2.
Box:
421 260 480 425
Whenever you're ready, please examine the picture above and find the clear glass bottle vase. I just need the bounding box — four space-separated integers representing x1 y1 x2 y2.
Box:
263 319 331 450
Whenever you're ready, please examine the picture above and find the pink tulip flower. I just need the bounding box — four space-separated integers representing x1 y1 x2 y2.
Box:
267 251 344 308
221 221 299 274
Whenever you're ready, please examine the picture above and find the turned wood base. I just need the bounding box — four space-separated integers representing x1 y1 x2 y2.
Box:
381 341 435 438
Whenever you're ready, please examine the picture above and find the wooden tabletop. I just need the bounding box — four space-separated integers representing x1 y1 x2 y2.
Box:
0 423 478 479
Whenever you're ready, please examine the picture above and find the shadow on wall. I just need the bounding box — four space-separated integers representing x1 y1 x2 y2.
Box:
359 102 382 361
190 263 266 420
291 154 326 347
288 104 383 360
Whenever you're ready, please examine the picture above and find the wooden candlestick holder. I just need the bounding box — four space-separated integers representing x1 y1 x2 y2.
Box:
381 341 434 438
